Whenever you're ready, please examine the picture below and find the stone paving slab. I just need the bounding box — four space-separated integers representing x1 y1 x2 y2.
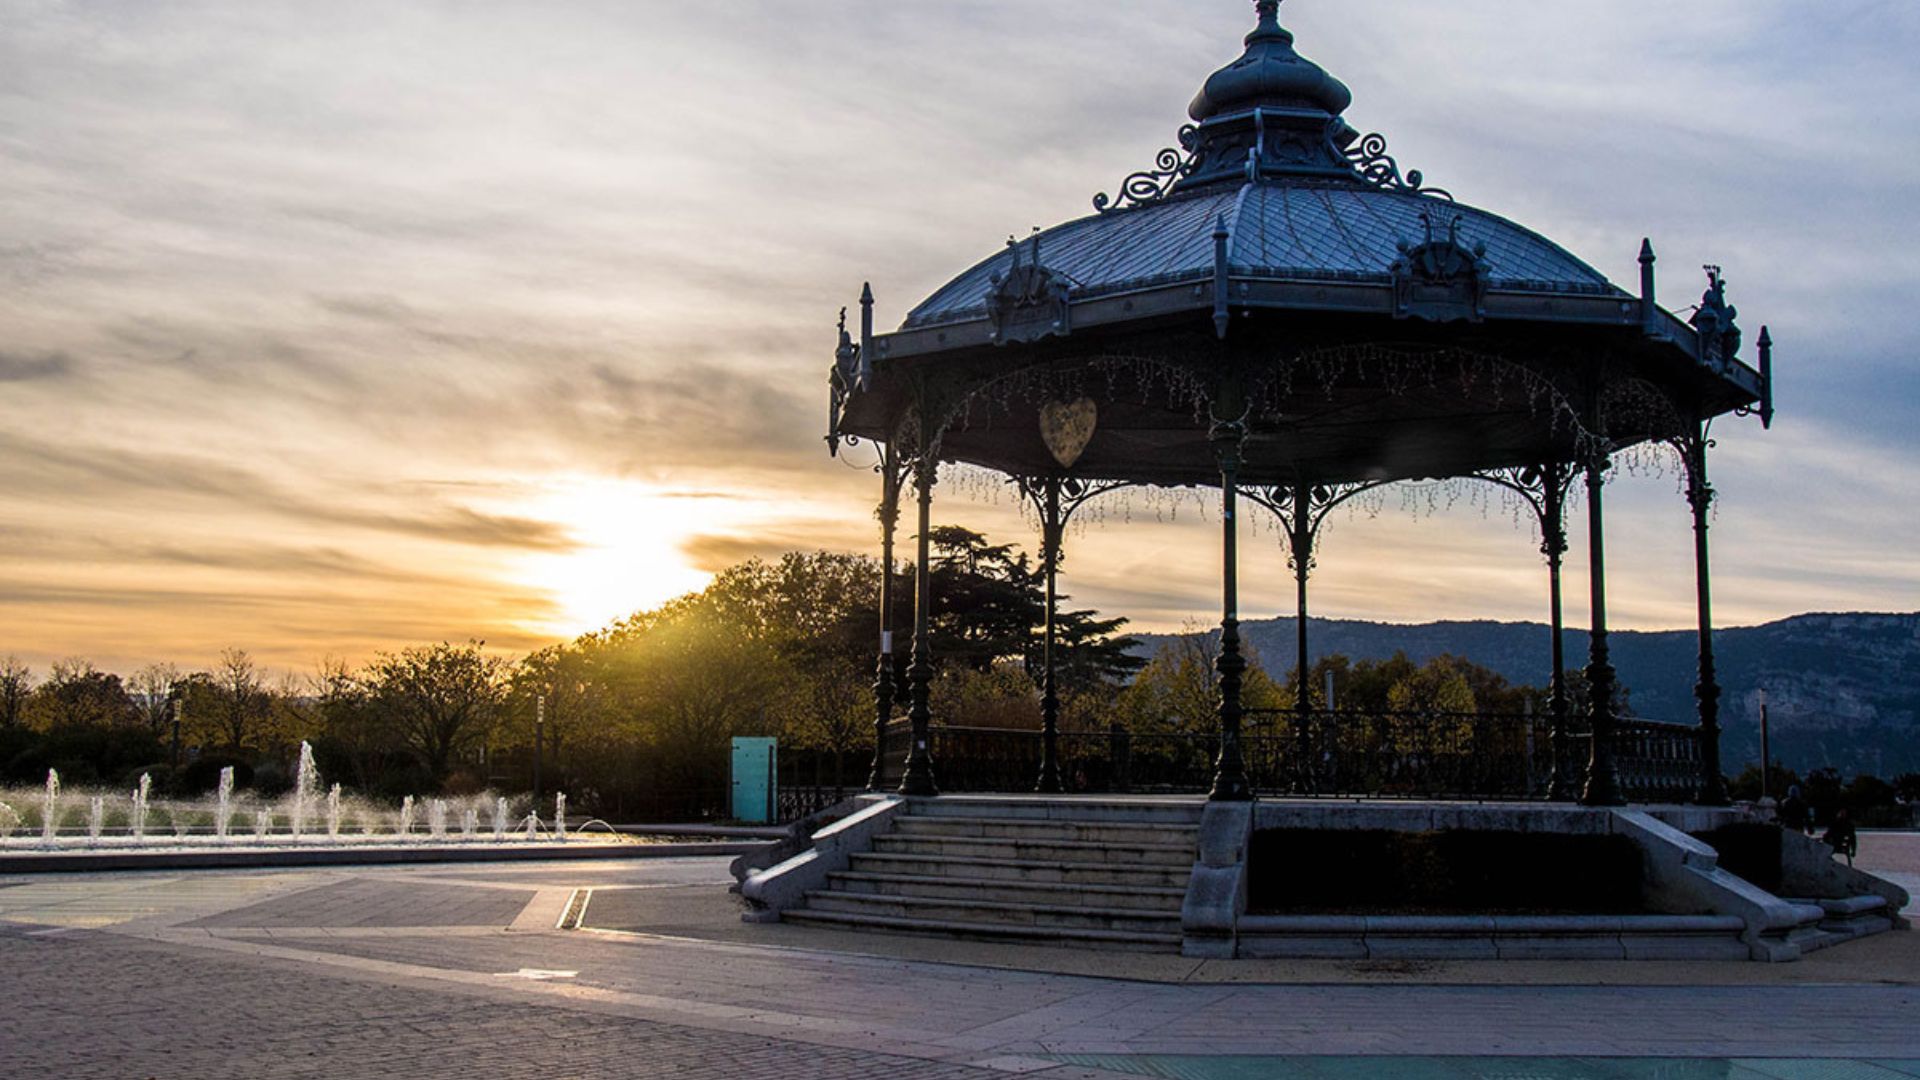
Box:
580 879 1920 988
212 916 1920 1058
5 855 1920 1078
0 930 1029 1080
0 871 310 928
190 877 534 928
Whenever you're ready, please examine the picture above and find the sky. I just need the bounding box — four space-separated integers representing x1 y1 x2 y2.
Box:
1 0 1917 675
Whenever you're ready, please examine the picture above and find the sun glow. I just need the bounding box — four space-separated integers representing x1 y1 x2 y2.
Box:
513 478 762 637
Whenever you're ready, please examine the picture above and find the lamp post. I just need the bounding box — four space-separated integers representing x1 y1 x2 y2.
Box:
170 698 182 774
533 694 546 801
1757 689 1771 804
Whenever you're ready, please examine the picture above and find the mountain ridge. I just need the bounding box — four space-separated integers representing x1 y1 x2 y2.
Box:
1130 611 1920 776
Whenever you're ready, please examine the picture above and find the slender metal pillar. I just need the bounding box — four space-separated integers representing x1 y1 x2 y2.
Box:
1289 484 1315 794
1035 477 1065 793
1542 466 1574 801
867 446 902 791
899 455 940 797
1580 449 1625 806
1209 417 1252 802
1684 425 1730 805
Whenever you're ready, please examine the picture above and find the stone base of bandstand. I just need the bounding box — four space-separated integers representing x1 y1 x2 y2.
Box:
737 795 1908 963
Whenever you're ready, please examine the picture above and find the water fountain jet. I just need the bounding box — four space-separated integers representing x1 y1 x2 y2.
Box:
131 774 151 842
215 768 235 840
40 770 60 845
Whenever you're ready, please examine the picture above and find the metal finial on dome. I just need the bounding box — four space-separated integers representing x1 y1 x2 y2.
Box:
1250 0 1289 44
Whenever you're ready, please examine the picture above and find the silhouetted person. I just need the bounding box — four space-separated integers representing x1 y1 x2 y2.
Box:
1778 785 1810 834
1823 808 1858 866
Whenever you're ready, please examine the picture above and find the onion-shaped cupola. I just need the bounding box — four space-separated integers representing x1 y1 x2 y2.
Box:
1189 0 1351 120
1175 0 1369 190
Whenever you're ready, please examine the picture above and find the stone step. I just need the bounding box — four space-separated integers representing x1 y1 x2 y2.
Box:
804 890 1182 934
906 795 1204 826
1235 914 1752 961
827 870 1187 912
893 816 1198 846
782 907 1182 952
870 834 1195 866
848 851 1192 888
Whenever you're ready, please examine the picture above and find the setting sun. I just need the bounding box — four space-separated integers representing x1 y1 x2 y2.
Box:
513 479 761 635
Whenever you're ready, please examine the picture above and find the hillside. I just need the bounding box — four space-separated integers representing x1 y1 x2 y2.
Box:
1132 613 1920 776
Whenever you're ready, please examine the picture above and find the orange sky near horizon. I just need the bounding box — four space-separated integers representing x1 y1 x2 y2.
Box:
2 1 1917 679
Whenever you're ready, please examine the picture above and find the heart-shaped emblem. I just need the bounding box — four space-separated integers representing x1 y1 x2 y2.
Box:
1039 397 1098 469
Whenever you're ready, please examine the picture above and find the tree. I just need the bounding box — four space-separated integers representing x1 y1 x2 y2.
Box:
26 659 138 730
922 526 1144 698
1801 765 1846 825
128 663 181 731
690 551 880 772
200 649 274 752
364 641 506 784
0 656 31 730
1117 625 1285 735
926 526 1042 672
509 642 618 794
286 656 406 796
1728 763 1799 803
1384 657 1477 714
1894 773 1920 805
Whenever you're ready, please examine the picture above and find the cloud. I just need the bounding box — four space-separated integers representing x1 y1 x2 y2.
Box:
0 351 74 383
0 430 575 551
0 0 1915 672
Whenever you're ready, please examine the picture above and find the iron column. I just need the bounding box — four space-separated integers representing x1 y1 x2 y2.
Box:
1685 424 1729 805
1035 477 1065 794
900 454 940 797
1209 414 1252 802
1543 465 1573 801
867 446 902 791
1580 449 1625 806
1290 484 1314 794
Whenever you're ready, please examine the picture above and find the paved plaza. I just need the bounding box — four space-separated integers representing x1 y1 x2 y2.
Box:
2 839 1917 1079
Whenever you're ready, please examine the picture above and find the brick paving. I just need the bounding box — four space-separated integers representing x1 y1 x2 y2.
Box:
0 930 1013 1080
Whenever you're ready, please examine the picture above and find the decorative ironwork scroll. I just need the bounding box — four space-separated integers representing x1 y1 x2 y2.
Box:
1093 125 1200 214
1246 480 1394 572
1347 132 1453 201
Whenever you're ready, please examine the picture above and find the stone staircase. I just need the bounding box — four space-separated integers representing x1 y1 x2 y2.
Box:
783 796 1202 951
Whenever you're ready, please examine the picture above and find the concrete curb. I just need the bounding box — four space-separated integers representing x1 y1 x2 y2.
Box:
0 841 762 874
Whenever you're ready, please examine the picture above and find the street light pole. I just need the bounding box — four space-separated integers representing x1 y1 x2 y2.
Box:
1757 688 1771 804
533 694 545 801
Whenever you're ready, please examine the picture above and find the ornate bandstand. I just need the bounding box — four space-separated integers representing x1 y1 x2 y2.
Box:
746 1 1909 963
829 0 1773 810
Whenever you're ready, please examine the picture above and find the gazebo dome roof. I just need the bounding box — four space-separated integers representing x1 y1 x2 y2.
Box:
904 183 1616 330
902 0 1620 332
832 0 1768 488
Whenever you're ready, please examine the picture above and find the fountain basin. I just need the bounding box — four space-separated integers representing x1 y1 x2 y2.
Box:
0 837 760 874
